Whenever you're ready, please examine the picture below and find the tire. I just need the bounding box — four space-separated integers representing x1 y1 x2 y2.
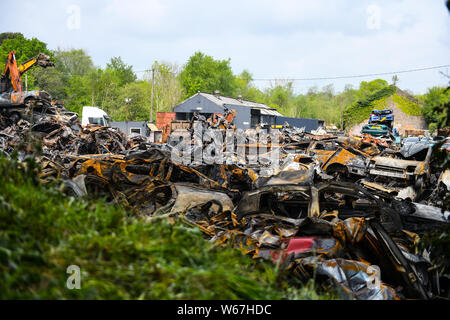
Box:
24 97 36 108
10 112 21 123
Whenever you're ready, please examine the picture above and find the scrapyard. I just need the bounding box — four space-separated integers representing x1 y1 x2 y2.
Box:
2 2 450 297
0 99 448 300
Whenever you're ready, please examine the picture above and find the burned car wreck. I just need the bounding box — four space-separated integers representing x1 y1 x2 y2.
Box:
1 107 449 300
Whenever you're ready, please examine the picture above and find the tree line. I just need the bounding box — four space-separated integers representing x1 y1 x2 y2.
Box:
0 32 448 130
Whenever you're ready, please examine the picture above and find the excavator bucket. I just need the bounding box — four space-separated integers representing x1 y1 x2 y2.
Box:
35 53 54 68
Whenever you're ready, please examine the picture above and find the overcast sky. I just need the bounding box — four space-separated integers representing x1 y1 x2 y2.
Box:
2 0 449 94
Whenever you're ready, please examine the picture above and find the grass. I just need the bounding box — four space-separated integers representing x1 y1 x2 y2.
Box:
0 155 330 299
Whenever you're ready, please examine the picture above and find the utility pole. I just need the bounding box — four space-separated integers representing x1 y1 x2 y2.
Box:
125 98 131 122
150 68 155 123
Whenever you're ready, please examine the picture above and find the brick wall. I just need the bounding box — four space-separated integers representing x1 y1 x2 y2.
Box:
156 112 176 130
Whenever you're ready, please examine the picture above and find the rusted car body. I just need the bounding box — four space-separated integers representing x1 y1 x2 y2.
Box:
307 140 368 177
368 146 432 186
0 90 51 107
234 181 448 299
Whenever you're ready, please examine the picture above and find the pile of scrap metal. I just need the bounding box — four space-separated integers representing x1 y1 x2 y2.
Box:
1 108 449 300
234 181 448 300
57 147 449 300
167 122 448 205
0 110 133 181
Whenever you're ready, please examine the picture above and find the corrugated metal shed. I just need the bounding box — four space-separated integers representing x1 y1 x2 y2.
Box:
173 92 324 132
174 92 282 129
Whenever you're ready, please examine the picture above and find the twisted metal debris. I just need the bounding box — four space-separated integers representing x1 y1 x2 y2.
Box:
0 109 449 300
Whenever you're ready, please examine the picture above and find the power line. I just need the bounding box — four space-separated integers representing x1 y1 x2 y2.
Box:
135 69 176 74
133 64 449 81
251 65 450 81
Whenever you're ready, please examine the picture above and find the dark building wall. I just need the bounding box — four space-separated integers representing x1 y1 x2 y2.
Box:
224 104 251 130
174 95 225 122
174 95 224 114
110 121 149 137
275 117 323 132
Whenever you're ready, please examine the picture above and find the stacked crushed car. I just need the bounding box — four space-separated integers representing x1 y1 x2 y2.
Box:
0 108 449 300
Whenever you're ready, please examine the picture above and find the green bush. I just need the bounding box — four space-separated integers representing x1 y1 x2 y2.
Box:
422 87 450 129
0 155 326 299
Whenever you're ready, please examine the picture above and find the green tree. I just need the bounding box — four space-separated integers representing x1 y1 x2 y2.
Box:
235 70 265 102
31 67 66 100
63 68 121 115
53 48 94 78
264 81 295 115
359 79 389 97
0 32 23 46
88 68 121 113
64 75 92 115
296 84 340 125
109 81 150 121
333 84 359 129
145 61 183 114
33 48 96 111
422 86 450 129
28 48 95 102
179 51 237 99
0 33 51 68
106 56 137 86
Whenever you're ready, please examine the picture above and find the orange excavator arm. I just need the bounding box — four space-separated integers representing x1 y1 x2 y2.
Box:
2 51 22 92
2 51 54 93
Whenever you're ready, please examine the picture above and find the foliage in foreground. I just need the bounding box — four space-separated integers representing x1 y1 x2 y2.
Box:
0 156 329 299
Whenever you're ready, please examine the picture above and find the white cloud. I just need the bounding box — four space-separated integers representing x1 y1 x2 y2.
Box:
101 0 168 31
0 0 448 94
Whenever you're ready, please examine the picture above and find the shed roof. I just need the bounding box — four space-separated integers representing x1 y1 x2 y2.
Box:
178 92 283 116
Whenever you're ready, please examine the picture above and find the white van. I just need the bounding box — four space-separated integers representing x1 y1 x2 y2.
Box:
81 106 110 127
